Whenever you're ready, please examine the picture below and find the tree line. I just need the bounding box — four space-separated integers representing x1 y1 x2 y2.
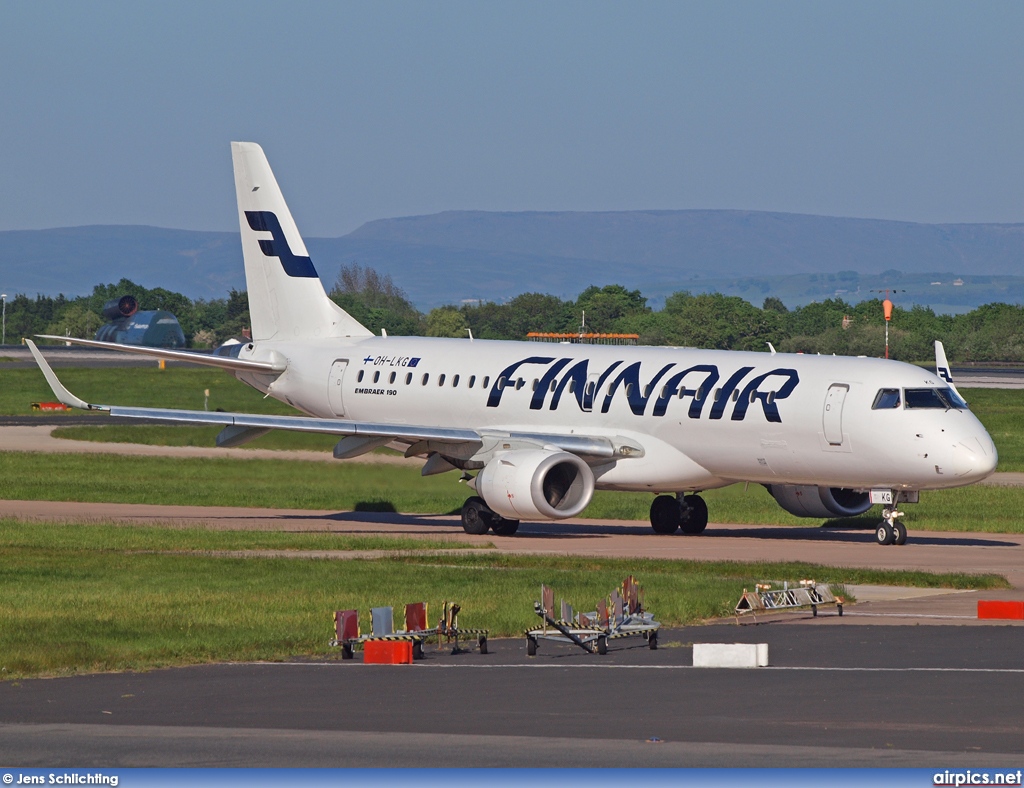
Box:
7 266 1024 362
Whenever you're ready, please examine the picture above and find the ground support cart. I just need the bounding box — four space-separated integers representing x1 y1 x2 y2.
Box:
734 580 844 623
525 577 660 656
331 601 488 659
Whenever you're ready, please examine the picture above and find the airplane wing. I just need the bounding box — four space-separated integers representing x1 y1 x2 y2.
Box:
33 334 286 373
26 340 638 463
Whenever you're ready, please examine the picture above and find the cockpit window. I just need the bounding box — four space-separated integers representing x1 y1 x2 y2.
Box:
872 388 901 409
942 387 969 409
904 387 968 410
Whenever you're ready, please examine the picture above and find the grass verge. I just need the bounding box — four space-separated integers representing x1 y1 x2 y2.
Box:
0 520 1008 679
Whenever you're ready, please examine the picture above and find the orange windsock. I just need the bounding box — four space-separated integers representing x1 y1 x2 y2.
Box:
883 299 893 321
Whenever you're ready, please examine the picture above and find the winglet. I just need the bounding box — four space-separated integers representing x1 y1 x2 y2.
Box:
26 339 108 412
934 340 964 402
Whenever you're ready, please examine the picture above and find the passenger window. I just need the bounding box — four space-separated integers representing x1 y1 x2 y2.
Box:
568 379 576 394
532 379 538 391
422 373 429 385
405 373 412 385
483 376 490 389
453 374 460 387
644 384 652 398
469 375 476 388
678 387 687 399
872 389 901 409
438 374 446 386
516 378 524 390
357 370 364 383
731 389 739 402
389 372 396 385
498 376 506 390
550 379 557 392
713 388 721 402
373 371 380 383
625 383 633 396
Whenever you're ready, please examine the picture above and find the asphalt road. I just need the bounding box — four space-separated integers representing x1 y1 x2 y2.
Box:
2 624 1023 767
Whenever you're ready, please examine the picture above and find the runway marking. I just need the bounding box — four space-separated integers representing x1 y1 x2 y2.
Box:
248 662 1024 673
842 613 979 619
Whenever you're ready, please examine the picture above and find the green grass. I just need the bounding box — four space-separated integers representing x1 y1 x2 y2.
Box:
967 388 1024 472
2 451 1023 532
0 367 295 416
0 520 1007 678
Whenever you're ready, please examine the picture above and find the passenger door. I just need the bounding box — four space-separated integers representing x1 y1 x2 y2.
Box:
822 383 849 446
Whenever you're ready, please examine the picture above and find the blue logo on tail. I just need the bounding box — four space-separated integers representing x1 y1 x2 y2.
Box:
245 211 318 278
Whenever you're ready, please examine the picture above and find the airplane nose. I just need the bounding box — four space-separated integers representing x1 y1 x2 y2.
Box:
951 433 998 482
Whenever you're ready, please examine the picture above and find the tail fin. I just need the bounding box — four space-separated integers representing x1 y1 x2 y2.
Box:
231 142 372 341
934 340 964 401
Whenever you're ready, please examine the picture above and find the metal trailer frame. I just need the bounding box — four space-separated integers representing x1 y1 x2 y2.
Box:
331 601 488 659
525 578 660 656
734 581 844 623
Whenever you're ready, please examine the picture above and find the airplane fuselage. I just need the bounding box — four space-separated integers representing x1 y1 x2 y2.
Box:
234 335 998 494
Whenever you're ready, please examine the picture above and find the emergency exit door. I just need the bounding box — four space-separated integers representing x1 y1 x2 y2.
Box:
329 360 349 417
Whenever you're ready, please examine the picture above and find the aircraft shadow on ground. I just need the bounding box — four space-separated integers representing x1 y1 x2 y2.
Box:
274 510 1019 547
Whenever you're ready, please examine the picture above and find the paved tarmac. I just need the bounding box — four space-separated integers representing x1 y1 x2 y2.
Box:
2 623 1023 767
3 498 1023 588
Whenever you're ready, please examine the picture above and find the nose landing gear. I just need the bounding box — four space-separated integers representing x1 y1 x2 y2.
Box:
874 497 910 546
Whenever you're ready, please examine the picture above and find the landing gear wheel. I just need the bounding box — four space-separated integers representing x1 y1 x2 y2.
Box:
479 636 488 655
527 636 537 657
892 521 908 546
596 636 608 655
490 517 520 536
875 521 895 545
679 494 709 535
648 631 658 650
461 496 493 535
650 495 680 534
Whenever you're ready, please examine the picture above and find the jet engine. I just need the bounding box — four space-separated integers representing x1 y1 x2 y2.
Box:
765 485 872 519
102 295 138 321
476 449 595 521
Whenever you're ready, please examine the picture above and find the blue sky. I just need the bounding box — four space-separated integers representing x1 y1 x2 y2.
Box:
2 1 1023 235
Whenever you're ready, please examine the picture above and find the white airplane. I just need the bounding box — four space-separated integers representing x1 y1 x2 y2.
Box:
28 142 998 546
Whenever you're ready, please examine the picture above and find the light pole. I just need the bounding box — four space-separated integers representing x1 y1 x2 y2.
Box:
1 294 6 346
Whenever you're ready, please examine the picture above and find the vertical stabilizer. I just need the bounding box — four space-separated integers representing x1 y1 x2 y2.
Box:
934 340 964 401
231 142 372 341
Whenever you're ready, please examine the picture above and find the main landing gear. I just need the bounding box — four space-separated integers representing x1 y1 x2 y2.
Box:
461 496 520 536
875 506 908 546
649 493 709 535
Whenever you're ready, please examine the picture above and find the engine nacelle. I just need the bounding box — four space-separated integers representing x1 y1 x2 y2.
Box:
102 295 138 321
476 450 595 521
766 485 872 519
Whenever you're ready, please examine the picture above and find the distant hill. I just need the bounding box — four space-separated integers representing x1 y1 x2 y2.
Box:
3 211 1024 311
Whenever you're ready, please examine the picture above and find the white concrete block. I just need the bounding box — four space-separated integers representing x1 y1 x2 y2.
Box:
692 642 769 668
